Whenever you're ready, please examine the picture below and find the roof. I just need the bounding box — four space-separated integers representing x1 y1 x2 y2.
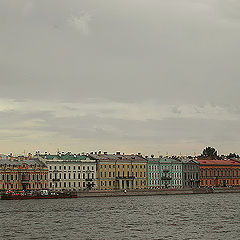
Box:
196 159 240 166
0 158 47 167
146 157 182 164
181 159 199 164
90 154 147 163
38 154 94 161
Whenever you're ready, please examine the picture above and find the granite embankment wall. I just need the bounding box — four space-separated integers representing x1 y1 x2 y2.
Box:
77 187 240 198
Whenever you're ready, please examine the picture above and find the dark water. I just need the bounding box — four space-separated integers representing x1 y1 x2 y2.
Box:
0 193 240 240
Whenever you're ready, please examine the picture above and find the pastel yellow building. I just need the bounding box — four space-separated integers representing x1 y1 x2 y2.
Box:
90 152 147 190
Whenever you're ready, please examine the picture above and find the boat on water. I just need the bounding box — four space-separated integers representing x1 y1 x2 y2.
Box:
0 190 78 200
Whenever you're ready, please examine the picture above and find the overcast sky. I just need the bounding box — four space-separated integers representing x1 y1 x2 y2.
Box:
1 0 240 156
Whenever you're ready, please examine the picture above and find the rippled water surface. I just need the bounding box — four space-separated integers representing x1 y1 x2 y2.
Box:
1 193 240 240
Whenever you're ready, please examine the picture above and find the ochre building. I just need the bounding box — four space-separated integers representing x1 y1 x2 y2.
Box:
90 152 148 190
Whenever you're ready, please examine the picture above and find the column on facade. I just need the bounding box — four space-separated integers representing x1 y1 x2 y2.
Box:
119 179 123 190
133 179 136 189
129 180 132 189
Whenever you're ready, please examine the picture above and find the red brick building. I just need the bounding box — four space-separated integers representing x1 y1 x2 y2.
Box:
196 159 240 187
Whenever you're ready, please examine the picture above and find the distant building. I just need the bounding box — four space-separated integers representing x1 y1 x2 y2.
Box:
181 158 200 188
37 152 97 191
90 152 148 190
147 157 183 188
0 158 48 191
196 159 240 187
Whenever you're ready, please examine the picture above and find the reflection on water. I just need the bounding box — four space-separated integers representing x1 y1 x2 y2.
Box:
1 193 240 240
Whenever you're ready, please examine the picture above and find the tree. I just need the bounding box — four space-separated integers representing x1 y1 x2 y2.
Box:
201 147 218 159
227 153 239 159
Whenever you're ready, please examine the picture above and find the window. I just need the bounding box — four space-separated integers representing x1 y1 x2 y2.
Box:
69 182 71 187
68 173 71 179
68 166 71 170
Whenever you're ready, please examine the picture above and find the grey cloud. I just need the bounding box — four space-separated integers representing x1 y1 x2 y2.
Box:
0 0 240 154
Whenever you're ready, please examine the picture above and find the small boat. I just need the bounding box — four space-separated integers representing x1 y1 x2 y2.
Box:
0 190 78 200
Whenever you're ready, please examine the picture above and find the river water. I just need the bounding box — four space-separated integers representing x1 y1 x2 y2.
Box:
0 193 239 240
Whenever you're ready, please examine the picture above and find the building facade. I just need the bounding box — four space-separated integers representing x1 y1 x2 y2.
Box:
147 157 183 188
147 158 161 188
90 152 148 190
181 158 200 188
0 158 48 191
196 159 240 187
38 152 97 191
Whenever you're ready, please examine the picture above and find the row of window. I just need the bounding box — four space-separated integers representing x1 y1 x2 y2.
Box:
49 165 95 171
0 174 47 181
201 179 240 186
201 169 240 177
100 171 146 178
101 164 146 169
149 165 182 171
100 180 146 187
49 181 88 188
49 173 94 180
0 183 48 190
149 180 182 185
184 173 199 180
149 173 182 178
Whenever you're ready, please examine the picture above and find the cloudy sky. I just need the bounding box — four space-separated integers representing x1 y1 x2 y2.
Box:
1 0 240 156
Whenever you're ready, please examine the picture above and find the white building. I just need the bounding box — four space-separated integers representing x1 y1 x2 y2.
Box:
37 152 97 191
